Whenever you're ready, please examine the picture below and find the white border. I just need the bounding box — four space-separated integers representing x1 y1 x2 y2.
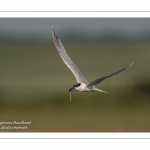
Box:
0 12 150 18
0 133 150 138
0 0 150 11
0 1 150 149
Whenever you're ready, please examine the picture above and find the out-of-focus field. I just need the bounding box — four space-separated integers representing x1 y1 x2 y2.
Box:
0 40 150 132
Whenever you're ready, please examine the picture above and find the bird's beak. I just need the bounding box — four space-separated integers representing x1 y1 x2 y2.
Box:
69 87 75 92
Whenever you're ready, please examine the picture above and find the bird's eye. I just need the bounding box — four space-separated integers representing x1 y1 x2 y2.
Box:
77 83 81 86
73 83 81 87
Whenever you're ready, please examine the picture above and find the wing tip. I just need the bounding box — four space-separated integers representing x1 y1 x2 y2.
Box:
51 26 54 33
128 61 135 67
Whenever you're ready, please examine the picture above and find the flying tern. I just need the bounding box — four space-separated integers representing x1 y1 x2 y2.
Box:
51 27 134 101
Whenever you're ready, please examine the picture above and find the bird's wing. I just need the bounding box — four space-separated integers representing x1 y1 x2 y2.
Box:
87 62 134 87
51 27 89 84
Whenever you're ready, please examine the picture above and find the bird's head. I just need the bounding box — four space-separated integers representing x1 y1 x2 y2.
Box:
69 83 81 101
69 83 81 92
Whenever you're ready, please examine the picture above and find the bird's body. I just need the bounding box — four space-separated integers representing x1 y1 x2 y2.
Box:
51 27 134 101
71 83 94 92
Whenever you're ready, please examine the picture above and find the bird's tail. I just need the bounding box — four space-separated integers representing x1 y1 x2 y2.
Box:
94 88 110 93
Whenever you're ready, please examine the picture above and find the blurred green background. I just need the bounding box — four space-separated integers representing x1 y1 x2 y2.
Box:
0 18 150 132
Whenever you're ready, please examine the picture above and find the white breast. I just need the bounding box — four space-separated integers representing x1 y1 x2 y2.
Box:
75 83 94 92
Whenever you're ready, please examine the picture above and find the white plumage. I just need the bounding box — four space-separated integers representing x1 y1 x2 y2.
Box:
51 27 134 101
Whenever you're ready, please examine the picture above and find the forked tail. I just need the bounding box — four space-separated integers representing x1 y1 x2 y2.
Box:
94 88 110 93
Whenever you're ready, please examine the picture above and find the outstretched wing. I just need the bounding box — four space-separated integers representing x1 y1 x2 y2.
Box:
87 62 134 87
51 27 88 84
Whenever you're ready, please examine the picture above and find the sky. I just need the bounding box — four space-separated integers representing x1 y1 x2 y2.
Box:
0 18 150 40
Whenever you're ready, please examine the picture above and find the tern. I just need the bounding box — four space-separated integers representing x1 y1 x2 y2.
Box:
51 27 134 101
